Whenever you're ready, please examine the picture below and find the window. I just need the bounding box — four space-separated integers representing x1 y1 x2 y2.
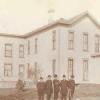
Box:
27 63 30 78
4 64 12 77
95 35 100 53
35 38 38 54
52 30 56 50
83 33 88 51
68 58 74 79
34 62 38 83
52 59 56 75
5 44 12 57
19 45 24 58
19 64 24 79
83 59 88 81
28 40 30 55
68 31 74 49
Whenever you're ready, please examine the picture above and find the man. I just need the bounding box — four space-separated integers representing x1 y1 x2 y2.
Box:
16 79 25 91
60 75 68 100
68 75 75 100
45 75 53 100
53 74 60 100
37 77 45 100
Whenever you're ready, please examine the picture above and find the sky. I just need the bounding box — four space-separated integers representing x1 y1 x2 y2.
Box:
0 0 99 35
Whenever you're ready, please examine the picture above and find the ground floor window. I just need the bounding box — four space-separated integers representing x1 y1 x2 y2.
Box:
68 58 73 79
4 64 12 77
19 64 24 79
52 59 56 75
83 59 88 81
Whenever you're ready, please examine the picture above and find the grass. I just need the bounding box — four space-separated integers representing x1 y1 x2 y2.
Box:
0 84 100 100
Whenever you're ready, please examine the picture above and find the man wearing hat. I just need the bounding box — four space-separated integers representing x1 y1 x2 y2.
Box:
68 75 75 100
60 75 68 100
37 77 46 100
53 74 60 100
45 75 53 100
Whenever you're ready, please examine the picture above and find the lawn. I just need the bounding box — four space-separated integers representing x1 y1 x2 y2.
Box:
0 84 100 100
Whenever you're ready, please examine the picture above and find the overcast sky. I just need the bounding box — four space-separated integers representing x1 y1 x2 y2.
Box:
0 0 100 35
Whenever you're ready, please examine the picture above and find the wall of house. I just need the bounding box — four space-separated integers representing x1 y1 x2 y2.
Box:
0 15 99 88
0 36 27 88
60 16 100 83
26 16 100 84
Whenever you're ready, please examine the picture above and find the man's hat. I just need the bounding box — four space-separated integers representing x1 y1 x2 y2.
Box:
63 75 66 77
48 75 51 77
40 77 43 79
54 74 57 77
71 75 74 78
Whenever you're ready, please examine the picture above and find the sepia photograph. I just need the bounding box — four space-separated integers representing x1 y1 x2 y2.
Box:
0 0 99 100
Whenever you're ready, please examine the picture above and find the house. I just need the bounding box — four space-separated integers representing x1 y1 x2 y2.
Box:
0 12 100 88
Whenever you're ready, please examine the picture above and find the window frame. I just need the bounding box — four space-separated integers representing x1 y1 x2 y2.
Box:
5 44 12 57
68 58 74 79
35 38 38 54
95 35 100 53
52 30 56 50
83 33 88 51
83 59 88 81
19 44 24 58
19 64 25 78
4 63 12 77
52 59 56 75
68 31 74 50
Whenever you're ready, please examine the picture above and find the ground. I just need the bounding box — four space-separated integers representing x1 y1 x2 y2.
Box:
0 84 100 100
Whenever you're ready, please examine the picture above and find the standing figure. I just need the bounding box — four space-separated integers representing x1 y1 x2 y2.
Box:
53 74 60 100
16 79 25 91
45 75 53 100
68 75 75 100
37 77 45 100
60 75 68 100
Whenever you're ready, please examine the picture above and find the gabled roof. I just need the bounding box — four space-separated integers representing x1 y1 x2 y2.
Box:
0 11 99 39
24 11 100 38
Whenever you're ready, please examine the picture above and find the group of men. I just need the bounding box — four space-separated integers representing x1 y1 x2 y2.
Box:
37 74 75 100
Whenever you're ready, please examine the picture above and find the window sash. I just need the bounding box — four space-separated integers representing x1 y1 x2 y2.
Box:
95 36 100 52
83 34 88 51
35 38 38 54
83 60 88 81
28 40 30 55
52 59 56 75
68 59 73 79
68 32 74 49
19 45 24 58
52 32 56 50
5 44 12 57
4 64 12 77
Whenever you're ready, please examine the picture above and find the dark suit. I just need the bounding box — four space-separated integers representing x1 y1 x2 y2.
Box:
53 79 60 100
37 81 45 100
68 79 75 100
60 79 68 100
45 80 53 100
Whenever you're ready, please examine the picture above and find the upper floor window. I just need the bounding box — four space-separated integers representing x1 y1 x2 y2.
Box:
19 45 24 58
28 40 30 55
95 35 100 53
5 44 12 57
35 38 38 54
52 59 56 75
52 30 56 50
4 63 12 77
83 33 88 51
68 31 74 49
83 59 88 81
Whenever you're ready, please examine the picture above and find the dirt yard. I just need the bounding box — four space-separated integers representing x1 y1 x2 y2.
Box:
0 84 100 100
